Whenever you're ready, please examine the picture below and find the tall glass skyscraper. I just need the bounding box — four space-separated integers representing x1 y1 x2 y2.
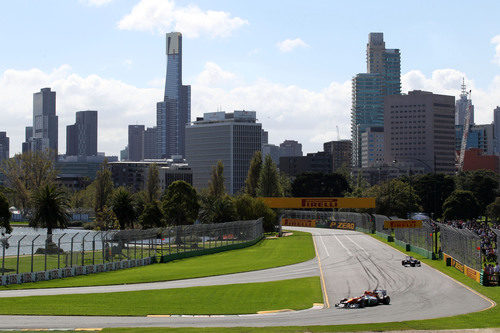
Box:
156 32 191 159
351 33 400 167
26 87 58 157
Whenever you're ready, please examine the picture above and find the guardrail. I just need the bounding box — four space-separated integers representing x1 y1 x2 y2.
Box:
0 219 263 286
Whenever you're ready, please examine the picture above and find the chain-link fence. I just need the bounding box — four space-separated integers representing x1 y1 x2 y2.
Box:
394 220 434 253
373 214 391 235
437 223 481 271
0 219 263 284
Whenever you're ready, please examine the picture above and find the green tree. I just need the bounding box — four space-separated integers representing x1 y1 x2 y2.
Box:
366 179 421 218
291 172 351 197
93 159 114 213
279 171 292 197
486 197 500 222
95 205 119 230
199 193 237 224
145 163 160 203
30 184 70 244
0 193 12 234
413 173 455 219
442 190 480 220
234 194 277 232
1 150 58 212
208 160 226 198
111 187 136 229
162 181 199 225
456 170 499 216
139 201 164 229
257 155 282 197
244 151 262 197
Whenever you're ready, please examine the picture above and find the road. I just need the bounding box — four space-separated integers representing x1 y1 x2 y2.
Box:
0 227 494 329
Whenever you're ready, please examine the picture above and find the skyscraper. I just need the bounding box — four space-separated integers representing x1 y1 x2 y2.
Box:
156 32 191 159
0 132 9 161
144 127 158 159
128 125 145 161
279 140 303 157
494 106 500 155
455 79 474 126
185 111 261 195
384 90 456 174
66 111 98 157
32 88 58 155
352 33 400 167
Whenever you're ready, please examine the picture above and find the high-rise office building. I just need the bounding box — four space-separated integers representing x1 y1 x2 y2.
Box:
128 125 145 161
352 33 400 167
66 111 98 157
22 126 33 153
494 106 500 155
279 140 303 157
262 144 280 166
30 88 58 155
455 124 495 155
185 111 262 195
144 127 158 159
323 140 352 172
156 32 191 159
384 90 455 174
361 127 384 167
455 79 474 126
0 132 9 161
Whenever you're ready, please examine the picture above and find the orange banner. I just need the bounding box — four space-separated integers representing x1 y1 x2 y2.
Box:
260 197 375 209
281 218 316 227
384 220 423 229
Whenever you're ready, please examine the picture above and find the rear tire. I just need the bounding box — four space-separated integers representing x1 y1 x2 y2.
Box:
383 296 390 305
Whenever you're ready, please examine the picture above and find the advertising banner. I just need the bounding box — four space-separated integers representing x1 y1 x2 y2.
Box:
281 218 317 227
383 220 423 229
261 197 375 209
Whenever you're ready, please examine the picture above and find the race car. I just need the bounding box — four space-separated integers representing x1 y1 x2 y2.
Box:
402 256 421 267
335 289 391 308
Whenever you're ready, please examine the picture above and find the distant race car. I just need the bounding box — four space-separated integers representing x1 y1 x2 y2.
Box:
402 256 421 267
335 289 391 308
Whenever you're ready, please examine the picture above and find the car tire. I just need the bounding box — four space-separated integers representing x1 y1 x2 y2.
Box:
359 299 365 308
383 296 390 305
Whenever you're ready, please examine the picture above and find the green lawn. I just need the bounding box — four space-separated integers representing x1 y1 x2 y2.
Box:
0 277 321 316
1 231 315 289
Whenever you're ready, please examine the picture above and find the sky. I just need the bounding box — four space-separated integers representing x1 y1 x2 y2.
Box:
1 0 500 157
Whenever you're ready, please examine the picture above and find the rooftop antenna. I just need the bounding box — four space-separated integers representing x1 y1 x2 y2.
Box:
460 78 467 97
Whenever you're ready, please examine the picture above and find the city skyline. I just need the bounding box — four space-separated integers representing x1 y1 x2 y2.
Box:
1 1 500 157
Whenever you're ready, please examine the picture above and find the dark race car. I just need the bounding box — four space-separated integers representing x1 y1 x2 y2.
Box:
335 289 391 308
402 256 421 267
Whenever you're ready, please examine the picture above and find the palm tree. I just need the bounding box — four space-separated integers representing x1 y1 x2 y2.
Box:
111 187 136 229
30 184 70 245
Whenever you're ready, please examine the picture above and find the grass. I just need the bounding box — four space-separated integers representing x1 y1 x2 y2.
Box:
91 233 500 332
1 231 315 289
0 277 321 316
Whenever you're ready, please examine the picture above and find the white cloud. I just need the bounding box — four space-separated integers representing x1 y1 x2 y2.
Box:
491 35 500 66
79 0 113 7
276 38 309 52
402 69 500 124
117 0 248 38
0 65 161 157
3 64 500 158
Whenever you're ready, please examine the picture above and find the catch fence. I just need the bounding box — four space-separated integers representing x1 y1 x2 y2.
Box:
0 219 263 286
437 222 482 271
394 220 434 254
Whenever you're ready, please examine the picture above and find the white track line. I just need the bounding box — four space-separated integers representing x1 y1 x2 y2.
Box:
334 234 352 256
345 235 370 256
318 234 330 258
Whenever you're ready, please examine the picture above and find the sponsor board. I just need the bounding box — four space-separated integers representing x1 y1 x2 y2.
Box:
281 218 316 227
444 253 481 283
383 220 423 229
260 197 375 209
465 265 481 283
329 221 356 230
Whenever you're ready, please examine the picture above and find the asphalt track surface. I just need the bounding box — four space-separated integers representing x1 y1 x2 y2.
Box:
0 227 494 329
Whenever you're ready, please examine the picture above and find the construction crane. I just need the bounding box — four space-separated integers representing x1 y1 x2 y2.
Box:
458 88 472 172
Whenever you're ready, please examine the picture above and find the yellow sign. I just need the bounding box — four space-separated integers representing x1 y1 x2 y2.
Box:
465 265 481 283
281 218 316 227
383 220 423 229
329 221 356 230
260 197 375 209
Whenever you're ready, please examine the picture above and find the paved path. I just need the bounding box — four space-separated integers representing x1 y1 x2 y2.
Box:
0 227 494 329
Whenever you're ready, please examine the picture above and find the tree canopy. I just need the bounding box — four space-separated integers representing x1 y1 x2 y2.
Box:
365 179 421 217
111 187 136 229
456 170 499 215
413 173 455 219
145 163 160 203
244 151 262 197
442 190 480 220
30 184 70 241
0 193 12 234
256 155 282 197
208 161 226 198
162 181 199 225
93 159 114 213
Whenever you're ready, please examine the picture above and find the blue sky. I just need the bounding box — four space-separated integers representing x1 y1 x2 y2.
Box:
1 0 500 156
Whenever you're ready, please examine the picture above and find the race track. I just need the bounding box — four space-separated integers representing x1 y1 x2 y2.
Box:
0 227 494 329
